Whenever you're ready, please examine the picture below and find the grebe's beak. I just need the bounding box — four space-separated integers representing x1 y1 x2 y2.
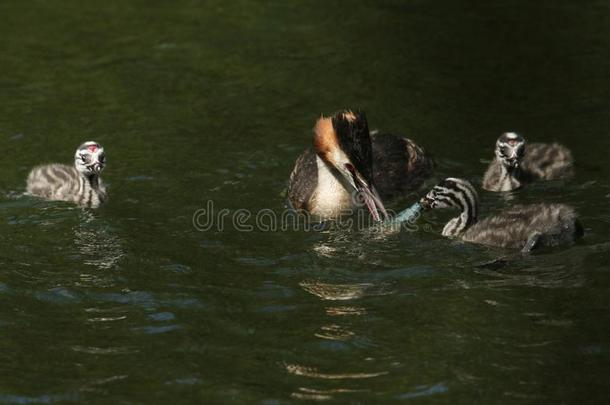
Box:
87 162 103 173
362 184 387 222
419 196 433 210
345 164 387 222
419 187 438 209
506 157 520 169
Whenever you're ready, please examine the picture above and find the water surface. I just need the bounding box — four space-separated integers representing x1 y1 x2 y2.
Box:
0 0 609 402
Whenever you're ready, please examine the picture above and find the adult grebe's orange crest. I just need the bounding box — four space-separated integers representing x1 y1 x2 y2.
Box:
313 116 339 160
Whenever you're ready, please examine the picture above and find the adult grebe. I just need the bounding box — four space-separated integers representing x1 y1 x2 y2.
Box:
483 132 574 192
26 141 107 208
420 178 583 251
288 109 432 221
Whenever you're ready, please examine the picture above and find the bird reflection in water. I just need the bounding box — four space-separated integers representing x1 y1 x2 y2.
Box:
291 280 392 400
72 210 124 285
311 227 398 263
299 280 393 302
285 363 388 380
325 306 367 316
314 324 355 341
291 386 367 401
299 280 389 348
286 363 388 400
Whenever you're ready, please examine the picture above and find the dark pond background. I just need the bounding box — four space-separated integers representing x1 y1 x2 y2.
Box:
1 0 609 403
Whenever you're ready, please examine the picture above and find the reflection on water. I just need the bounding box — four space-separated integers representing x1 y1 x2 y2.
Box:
285 363 388 380
79 374 129 394
311 227 400 259
73 210 124 271
291 387 367 401
325 306 367 316
71 345 133 355
300 280 394 301
314 324 355 341
293 277 391 400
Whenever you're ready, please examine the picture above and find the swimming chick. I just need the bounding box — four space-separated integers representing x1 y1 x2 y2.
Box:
26 141 107 208
421 177 583 251
483 132 574 192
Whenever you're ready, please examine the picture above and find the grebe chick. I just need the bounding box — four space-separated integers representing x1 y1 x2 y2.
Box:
421 178 583 251
26 141 107 208
482 132 574 192
288 110 387 221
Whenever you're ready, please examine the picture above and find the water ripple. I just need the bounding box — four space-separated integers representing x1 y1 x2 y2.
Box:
284 363 388 380
299 281 394 301
395 383 449 399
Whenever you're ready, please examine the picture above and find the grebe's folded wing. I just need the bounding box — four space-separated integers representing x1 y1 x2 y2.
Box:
287 147 318 211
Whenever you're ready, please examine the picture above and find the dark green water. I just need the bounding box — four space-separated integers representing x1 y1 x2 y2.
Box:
1 0 609 403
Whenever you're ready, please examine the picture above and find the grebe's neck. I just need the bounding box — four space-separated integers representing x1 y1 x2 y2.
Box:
441 189 479 237
496 159 522 191
82 172 100 190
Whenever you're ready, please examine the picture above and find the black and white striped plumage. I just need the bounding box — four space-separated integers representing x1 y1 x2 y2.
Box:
26 141 107 208
482 132 574 192
421 178 583 251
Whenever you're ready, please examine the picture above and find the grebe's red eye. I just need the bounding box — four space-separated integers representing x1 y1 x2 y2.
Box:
345 163 355 173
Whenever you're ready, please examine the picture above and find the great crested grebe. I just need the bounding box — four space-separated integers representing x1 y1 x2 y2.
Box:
288 110 432 221
482 132 574 192
421 178 583 251
26 141 107 208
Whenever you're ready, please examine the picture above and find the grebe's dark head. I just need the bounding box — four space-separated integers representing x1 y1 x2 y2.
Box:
495 132 525 169
75 141 106 175
313 110 387 221
420 177 479 213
